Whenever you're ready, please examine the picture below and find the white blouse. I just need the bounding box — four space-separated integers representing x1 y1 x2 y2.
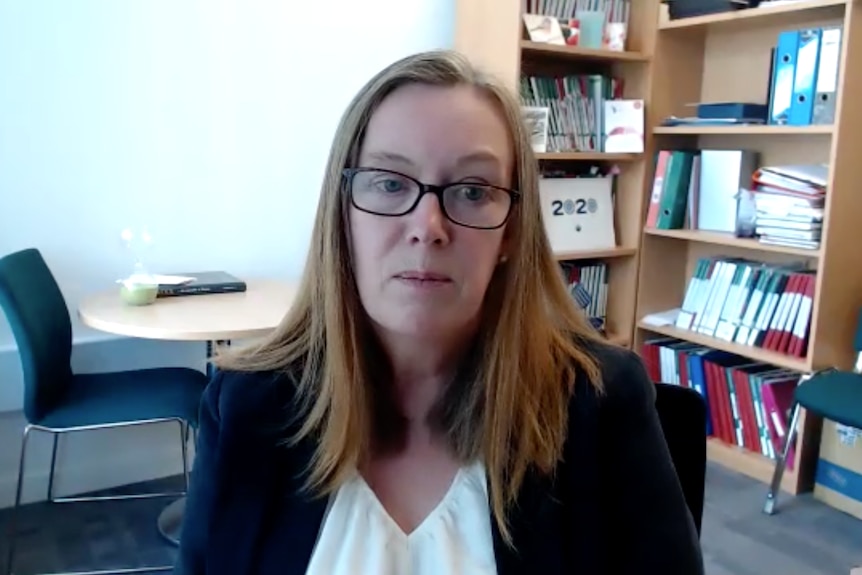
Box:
304 460 498 575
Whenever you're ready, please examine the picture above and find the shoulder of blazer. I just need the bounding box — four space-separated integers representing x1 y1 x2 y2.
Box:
208 367 298 427
202 367 304 470
570 339 656 416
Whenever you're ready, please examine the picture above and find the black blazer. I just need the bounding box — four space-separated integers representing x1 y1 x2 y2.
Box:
175 343 704 575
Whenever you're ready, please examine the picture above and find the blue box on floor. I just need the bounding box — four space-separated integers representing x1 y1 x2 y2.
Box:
814 419 862 520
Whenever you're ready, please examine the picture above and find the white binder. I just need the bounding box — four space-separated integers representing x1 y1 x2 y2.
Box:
812 26 843 125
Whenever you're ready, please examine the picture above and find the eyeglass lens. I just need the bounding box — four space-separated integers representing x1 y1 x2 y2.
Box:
349 169 513 229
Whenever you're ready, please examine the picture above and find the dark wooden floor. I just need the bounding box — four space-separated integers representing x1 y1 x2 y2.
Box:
702 462 862 575
1 462 860 574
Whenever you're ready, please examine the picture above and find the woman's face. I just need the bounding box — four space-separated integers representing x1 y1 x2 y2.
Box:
348 83 514 342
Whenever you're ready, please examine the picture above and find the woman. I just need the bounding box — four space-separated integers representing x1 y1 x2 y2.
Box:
176 50 703 575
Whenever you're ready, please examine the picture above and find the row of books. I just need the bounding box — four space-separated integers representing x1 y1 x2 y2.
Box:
768 26 842 126
560 260 608 333
645 150 696 230
521 0 631 24
520 74 623 153
674 257 815 358
642 338 799 466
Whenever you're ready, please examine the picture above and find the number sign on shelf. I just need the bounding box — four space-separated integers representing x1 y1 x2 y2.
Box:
539 177 617 253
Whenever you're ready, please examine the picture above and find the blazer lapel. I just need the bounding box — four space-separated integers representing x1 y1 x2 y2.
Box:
490 467 566 575
208 428 327 575
254 435 329 575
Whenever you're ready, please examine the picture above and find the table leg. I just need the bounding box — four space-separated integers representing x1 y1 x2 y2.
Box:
158 339 230 546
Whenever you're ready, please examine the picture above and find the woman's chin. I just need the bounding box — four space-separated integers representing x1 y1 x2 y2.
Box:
373 311 467 341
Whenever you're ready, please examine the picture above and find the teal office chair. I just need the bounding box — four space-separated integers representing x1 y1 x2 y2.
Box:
0 248 208 575
763 306 862 515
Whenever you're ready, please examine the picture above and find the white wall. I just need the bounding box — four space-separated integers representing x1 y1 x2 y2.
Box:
0 0 454 507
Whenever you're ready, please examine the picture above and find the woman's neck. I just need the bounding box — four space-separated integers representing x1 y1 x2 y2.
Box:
371 325 476 442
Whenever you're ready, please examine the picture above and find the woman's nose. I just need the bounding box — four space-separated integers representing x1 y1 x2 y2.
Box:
407 192 451 245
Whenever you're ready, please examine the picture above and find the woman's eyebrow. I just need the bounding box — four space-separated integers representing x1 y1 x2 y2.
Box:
454 151 502 168
364 151 415 167
362 149 504 174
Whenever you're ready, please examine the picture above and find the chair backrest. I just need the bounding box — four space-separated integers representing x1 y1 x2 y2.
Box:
0 248 74 423
654 382 707 537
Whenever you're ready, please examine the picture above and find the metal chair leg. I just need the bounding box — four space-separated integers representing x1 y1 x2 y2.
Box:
50 419 188 504
763 402 802 515
180 422 190 493
5 425 33 575
47 433 59 503
155 421 193 547
7 422 185 575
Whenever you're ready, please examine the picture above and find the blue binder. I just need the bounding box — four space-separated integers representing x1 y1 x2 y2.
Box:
769 30 799 125
687 350 712 436
789 28 822 125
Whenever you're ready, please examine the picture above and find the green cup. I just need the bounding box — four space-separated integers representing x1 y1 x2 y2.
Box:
120 282 158 306
577 10 606 49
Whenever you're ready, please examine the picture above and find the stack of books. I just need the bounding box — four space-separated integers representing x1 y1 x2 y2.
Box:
751 164 827 251
560 260 608 333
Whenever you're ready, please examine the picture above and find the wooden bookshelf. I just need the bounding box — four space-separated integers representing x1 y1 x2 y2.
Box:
659 0 846 30
607 331 632 347
536 151 642 162
520 40 649 62
635 0 862 493
644 228 822 258
706 437 804 494
455 0 662 349
637 321 810 372
652 124 834 135
555 247 638 261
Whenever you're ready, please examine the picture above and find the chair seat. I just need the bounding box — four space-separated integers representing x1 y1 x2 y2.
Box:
795 370 862 429
35 367 208 430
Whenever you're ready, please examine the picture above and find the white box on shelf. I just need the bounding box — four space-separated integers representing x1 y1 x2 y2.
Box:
539 176 616 252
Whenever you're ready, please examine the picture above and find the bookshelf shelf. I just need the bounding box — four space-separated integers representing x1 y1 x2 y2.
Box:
638 322 811 371
644 228 822 258
554 247 638 261
520 40 649 63
659 0 846 31
653 125 834 136
536 152 642 162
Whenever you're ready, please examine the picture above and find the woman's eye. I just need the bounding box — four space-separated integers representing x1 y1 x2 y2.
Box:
459 185 487 201
375 178 406 193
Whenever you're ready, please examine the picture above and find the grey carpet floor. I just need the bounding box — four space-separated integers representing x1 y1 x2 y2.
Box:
1 462 860 574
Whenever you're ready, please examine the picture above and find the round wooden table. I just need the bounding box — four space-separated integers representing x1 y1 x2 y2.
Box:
79 279 298 342
78 278 299 546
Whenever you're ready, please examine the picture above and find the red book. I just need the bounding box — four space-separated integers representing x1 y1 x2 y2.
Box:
789 274 815 357
645 151 670 228
763 274 796 351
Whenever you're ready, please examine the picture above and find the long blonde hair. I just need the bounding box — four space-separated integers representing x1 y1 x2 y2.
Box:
216 49 604 544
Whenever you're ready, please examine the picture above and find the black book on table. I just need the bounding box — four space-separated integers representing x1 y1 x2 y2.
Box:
157 271 247 298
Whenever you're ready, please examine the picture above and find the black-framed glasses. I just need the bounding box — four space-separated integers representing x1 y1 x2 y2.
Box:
342 167 520 230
